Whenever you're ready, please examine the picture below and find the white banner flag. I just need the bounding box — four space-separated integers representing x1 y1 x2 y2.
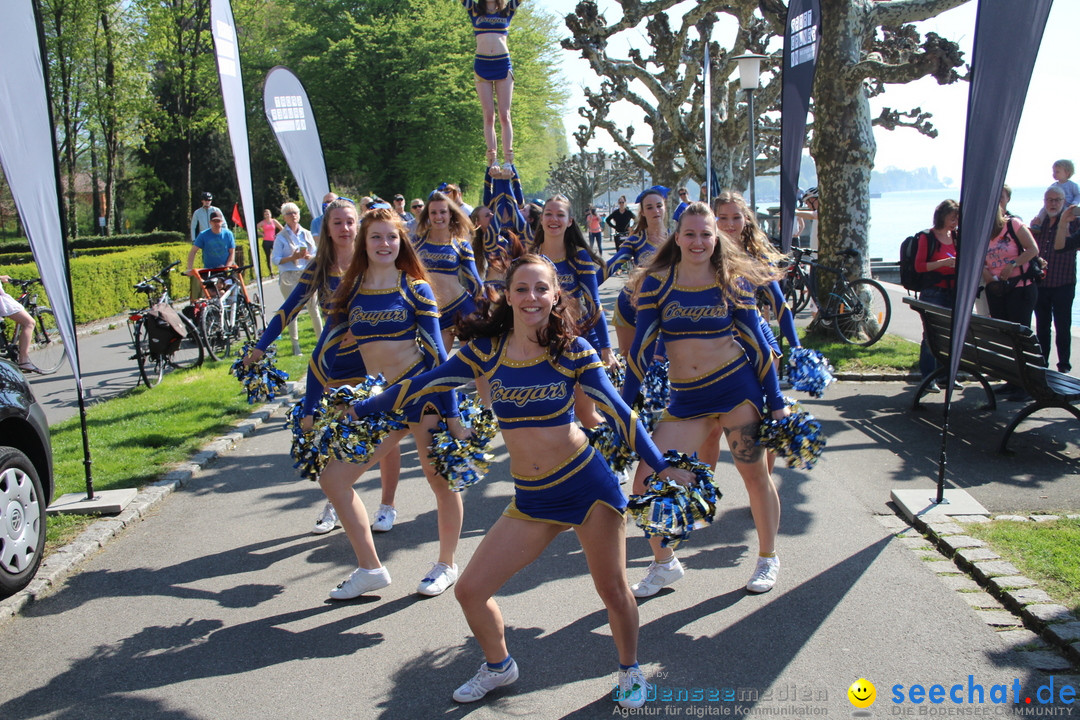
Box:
210 0 261 292
263 66 330 222
0 1 76 378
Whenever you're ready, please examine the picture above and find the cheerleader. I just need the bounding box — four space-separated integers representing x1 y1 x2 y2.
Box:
605 186 670 359
346 254 693 708
530 194 613 427
622 202 789 597
304 206 465 600
412 191 484 350
245 199 402 537
461 0 522 172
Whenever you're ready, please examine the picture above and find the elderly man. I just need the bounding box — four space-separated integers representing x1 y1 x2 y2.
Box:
1031 187 1080 373
308 191 338 238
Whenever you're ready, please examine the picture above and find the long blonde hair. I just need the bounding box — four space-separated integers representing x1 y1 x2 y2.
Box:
712 190 785 266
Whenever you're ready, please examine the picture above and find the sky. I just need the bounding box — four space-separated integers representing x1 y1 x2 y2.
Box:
534 0 1075 190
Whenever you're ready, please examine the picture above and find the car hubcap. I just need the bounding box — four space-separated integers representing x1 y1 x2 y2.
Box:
0 468 40 572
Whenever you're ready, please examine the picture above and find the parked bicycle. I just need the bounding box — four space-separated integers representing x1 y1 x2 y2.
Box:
782 247 892 346
128 261 204 388
191 264 261 361
0 277 67 375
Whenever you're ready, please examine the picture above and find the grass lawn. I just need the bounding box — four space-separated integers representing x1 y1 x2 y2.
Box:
793 329 919 374
45 326 319 552
965 517 1080 616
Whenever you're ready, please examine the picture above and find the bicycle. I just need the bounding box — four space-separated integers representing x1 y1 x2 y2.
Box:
0 277 67 375
783 247 892 346
128 261 205 387
191 264 261 361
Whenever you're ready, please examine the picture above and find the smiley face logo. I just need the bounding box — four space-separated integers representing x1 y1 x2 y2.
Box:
848 678 876 708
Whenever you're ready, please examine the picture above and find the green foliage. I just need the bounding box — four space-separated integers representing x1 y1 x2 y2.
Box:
796 331 918 373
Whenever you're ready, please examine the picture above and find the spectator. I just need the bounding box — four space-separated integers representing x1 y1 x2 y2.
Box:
309 191 338 238
256 209 283 279
407 198 424 234
392 194 414 226
982 206 1039 328
1052 159 1080 206
585 207 604 255
0 275 39 373
794 186 819 250
914 200 959 390
1032 188 1080 373
190 191 224 243
1000 184 1018 218
672 187 690 222
272 202 322 354
187 210 235 274
444 183 474 216
605 196 635 249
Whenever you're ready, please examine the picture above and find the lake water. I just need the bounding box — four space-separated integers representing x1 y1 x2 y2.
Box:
861 187 1079 327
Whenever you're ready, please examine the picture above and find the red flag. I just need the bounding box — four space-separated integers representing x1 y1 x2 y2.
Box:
231 203 243 229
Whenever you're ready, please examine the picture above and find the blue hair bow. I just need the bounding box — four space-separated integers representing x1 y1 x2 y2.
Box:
636 185 670 204
429 182 449 199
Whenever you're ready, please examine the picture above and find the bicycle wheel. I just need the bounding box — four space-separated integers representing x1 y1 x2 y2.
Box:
166 312 205 370
832 278 892 346
29 308 67 374
785 272 811 313
199 303 229 361
133 319 164 388
236 301 258 345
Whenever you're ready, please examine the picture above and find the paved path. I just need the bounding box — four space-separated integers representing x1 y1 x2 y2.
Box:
2 274 1078 717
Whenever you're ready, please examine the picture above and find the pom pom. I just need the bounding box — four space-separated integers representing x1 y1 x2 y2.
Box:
626 451 720 549
582 422 637 474
786 347 835 399
758 397 826 470
315 377 407 465
230 343 289 404
427 394 498 492
637 358 670 431
285 400 326 482
605 356 626 389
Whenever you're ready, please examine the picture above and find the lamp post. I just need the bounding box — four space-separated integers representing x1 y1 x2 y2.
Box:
733 53 766 221
604 155 613 215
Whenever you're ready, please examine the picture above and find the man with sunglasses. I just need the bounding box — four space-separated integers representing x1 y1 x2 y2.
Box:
392 194 415 225
407 198 424 233
190 191 224 242
672 187 690 222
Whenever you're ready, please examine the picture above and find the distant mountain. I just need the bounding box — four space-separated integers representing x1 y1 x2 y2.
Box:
869 166 950 193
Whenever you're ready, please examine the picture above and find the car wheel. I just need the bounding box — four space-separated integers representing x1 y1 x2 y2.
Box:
0 446 46 599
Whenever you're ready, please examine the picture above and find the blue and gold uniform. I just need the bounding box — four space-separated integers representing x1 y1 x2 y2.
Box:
256 267 339 355
462 0 521 81
622 267 785 419
478 166 530 290
412 234 484 330
757 279 800 354
353 335 671 525
304 272 456 422
604 233 663 329
548 247 611 352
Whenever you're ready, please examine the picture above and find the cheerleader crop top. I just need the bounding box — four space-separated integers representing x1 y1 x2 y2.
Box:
624 267 785 411
548 247 611 350
605 233 661 277
351 335 670 473
256 268 341 353
346 272 442 346
413 235 483 296
462 0 520 35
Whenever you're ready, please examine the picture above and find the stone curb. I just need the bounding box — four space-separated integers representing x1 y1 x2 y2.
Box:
833 372 920 382
0 382 300 627
902 512 1080 668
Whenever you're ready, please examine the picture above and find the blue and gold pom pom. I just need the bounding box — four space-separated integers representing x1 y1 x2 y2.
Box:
315 377 407 465
626 451 719 549
231 343 290 404
285 400 326 482
583 422 636 474
639 358 670 431
786 347 835 399
606 356 626 390
428 394 497 492
758 397 826 470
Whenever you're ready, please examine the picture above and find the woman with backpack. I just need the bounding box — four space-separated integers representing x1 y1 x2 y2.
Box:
915 200 959 389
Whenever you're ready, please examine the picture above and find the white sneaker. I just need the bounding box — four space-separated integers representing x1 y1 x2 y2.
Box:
328 566 391 600
310 501 338 535
617 665 650 709
746 556 780 593
631 557 685 598
453 659 519 703
371 504 397 532
417 562 458 596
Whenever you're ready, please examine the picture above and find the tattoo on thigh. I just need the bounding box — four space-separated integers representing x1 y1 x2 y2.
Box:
724 422 764 463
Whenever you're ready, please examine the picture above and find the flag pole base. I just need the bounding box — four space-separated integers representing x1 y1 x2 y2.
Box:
47 488 138 516
890 488 988 523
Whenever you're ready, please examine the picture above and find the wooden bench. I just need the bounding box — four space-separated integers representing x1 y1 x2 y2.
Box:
904 297 1080 452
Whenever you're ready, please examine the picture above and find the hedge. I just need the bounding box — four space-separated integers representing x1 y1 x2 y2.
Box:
0 243 250 323
0 231 185 255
